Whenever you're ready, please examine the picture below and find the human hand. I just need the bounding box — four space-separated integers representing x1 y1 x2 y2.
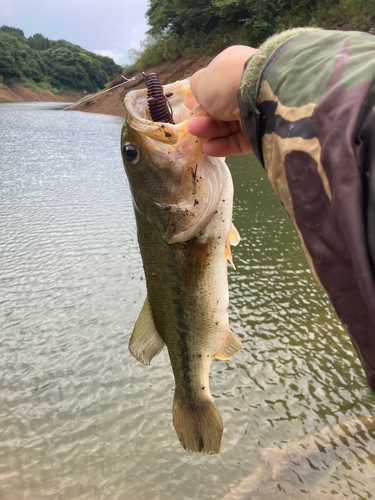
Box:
187 45 258 157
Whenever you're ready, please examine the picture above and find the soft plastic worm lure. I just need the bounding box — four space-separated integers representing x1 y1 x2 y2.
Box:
147 72 175 124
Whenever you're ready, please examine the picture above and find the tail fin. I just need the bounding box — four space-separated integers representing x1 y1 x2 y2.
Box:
173 392 223 455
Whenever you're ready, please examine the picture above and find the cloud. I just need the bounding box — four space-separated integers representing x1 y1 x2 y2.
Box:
93 49 124 65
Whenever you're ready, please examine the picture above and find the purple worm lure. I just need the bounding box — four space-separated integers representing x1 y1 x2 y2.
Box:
146 72 175 124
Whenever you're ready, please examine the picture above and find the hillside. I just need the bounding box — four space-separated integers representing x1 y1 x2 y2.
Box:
0 25 122 96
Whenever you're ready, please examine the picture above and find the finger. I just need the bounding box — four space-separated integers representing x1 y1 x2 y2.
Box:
188 116 241 140
202 131 253 157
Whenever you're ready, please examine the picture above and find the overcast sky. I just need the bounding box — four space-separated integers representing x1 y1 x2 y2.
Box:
0 0 150 65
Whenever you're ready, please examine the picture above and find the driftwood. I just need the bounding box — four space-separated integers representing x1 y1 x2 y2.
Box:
221 415 375 500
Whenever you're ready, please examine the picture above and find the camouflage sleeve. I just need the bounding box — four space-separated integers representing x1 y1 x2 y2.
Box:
238 28 375 393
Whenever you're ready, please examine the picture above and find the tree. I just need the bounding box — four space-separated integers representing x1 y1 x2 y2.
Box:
147 0 221 36
0 25 25 39
0 33 24 78
27 33 53 51
0 28 122 91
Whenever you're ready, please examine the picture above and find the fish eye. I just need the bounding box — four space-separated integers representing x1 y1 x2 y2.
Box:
123 144 140 164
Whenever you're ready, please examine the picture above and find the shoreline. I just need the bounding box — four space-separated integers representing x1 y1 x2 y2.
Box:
0 82 86 105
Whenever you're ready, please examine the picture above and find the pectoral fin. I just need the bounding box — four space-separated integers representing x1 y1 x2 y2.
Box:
225 223 241 268
225 237 235 268
230 223 241 246
214 329 243 360
129 295 165 365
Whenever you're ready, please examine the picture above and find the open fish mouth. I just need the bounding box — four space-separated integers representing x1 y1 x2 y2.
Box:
121 78 222 246
124 77 202 145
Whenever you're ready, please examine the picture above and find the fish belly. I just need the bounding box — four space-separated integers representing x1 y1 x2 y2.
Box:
135 206 229 453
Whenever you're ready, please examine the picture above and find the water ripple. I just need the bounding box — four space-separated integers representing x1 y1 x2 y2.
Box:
0 103 374 499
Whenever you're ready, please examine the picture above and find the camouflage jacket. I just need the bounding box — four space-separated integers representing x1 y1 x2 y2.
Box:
238 28 375 392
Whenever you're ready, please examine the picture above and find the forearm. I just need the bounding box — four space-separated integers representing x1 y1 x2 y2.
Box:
237 27 320 163
237 28 375 390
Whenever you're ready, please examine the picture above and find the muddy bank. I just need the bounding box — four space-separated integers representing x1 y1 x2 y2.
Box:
72 51 216 118
0 82 85 104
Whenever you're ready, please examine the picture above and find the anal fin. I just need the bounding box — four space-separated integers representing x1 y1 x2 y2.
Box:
129 295 165 365
214 329 243 360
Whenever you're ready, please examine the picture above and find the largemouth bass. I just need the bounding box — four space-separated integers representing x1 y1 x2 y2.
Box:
121 77 242 455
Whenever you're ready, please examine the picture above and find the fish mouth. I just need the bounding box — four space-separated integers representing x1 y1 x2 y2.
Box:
122 77 222 245
124 78 202 145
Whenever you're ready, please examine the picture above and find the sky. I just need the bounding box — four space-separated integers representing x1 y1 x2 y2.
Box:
0 0 150 65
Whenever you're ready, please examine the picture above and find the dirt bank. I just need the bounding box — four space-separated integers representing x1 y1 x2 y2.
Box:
72 51 216 117
0 82 85 104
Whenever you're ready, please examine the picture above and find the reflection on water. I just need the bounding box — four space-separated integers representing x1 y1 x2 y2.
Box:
0 103 374 500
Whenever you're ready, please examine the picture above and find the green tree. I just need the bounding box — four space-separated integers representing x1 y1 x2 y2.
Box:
0 25 25 39
41 41 122 91
0 28 122 91
147 0 221 36
0 33 24 78
27 33 53 51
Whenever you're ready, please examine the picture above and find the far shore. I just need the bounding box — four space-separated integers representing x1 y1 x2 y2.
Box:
0 82 86 106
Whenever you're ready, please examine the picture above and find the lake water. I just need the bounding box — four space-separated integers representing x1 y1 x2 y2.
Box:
1 102 375 500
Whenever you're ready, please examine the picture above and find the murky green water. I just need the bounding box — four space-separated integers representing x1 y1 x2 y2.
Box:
1 103 375 500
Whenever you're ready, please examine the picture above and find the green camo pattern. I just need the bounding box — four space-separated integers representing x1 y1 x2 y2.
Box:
238 29 375 390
